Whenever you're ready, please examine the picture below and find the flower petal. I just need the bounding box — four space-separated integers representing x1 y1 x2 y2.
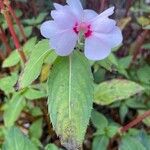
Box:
66 0 83 20
53 3 64 10
93 27 123 48
50 29 78 56
84 33 111 60
99 6 115 18
91 18 116 33
40 21 59 38
51 7 77 29
83 9 98 22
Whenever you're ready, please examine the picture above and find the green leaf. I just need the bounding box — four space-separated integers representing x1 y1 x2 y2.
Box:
22 13 47 26
142 43 150 49
48 51 93 148
118 56 132 69
45 144 59 150
15 9 23 17
24 88 46 100
23 18 35 25
91 110 108 129
137 65 150 84
92 136 109 150
93 67 106 83
2 127 38 150
44 50 57 64
29 118 43 139
143 25 150 29
119 136 146 150
138 110 150 127
97 53 118 72
23 37 37 54
31 138 43 149
105 126 118 138
24 26 32 37
2 37 37 68
35 12 47 24
137 131 150 150
19 40 51 89
126 98 146 109
2 51 20 68
0 126 5 138
4 93 25 127
0 73 18 95
94 79 144 105
30 107 43 117
119 104 128 122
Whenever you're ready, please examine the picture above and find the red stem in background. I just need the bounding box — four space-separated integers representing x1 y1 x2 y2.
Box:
125 0 133 17
0 49 5 61
0 26 12 55
1 7 26 63
30 0 38 16
4 0 27 42
120 110 150 133
100 0 106 12
129 30 149 67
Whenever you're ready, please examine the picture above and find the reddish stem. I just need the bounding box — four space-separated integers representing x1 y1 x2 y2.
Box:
120 110 150 133
2 9 26 63
0 26 12 55
0 49 5 61
4 0 27 42
30 0 38 16
125 0 133 17
129 30 149 67
100 0 106 12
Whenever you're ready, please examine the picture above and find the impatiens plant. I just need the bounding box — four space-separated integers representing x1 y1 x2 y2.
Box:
0 0 150 150
40 0 122 148
40 0 122 60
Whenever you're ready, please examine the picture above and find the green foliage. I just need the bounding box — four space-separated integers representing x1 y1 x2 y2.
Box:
2 127 38 150
91 110 119 150
138 110 150 127
24 87 46 100
119 135 146 150
94 79 144 105
92 136 109 150
2 37 37 68
0 73 18 95
48 51 93 148
19 40 54 89
22 12 48 26
3 92 25 127
91 110 108 129
97 53 118 72
45 144 59 150
29 118 43 139
2 50 20 68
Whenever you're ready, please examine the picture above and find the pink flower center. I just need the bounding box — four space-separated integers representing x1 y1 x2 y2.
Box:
73 22 92 38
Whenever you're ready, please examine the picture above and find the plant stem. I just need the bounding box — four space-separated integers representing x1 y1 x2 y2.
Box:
0 26 11 55
129 30 149 67
4 0 27 42
0 49 5 61
30 0 38 16
125 0 133 17
100 0 105 12
120 110 150 133
2 8 26 63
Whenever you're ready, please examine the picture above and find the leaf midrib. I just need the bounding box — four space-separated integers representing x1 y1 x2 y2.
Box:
68 55 72 120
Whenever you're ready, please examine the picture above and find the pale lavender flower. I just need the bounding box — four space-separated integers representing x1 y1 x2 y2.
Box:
40 0 123 60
